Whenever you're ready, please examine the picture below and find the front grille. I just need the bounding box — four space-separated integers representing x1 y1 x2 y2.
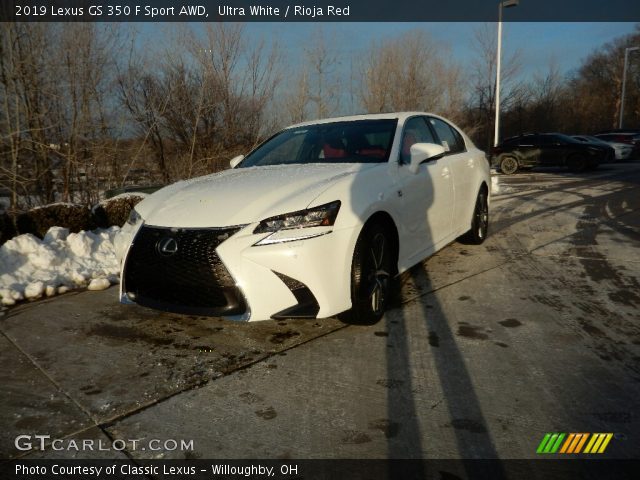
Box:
123 225 246 316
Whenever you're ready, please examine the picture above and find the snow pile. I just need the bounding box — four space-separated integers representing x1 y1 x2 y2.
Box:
92 191 147 212
0 226 120 306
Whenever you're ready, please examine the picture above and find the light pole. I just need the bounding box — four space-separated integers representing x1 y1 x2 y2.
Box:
494 0 519 148
619 46 639 129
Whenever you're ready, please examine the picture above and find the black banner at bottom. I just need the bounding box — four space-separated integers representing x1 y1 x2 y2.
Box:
2 459 639 480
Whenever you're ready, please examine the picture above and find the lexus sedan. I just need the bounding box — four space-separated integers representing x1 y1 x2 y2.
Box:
116 113 490 323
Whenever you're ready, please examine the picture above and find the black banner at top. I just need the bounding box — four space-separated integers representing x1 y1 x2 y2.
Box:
1 0 640 22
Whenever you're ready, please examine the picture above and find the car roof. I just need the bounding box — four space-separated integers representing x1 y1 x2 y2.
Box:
287 112 442 129
596 132 637 136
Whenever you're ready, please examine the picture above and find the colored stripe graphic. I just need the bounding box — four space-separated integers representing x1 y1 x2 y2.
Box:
559 433 575 453
584 433 599 453
537 433 566 453
544 433 560 453
598 433 613 453
550 433 565 453
567 433 584 453
584 433 614 454
574 433 589 453
536 433 552 454
539 433 614 454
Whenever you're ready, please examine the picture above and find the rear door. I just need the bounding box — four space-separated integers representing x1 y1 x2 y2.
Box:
427 116 472 235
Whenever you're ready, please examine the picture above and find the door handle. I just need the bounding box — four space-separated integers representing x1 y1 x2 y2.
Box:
467 158 475 167
441 167 450 177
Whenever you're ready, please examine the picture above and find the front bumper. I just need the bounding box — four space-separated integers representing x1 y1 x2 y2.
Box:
120 223 357 321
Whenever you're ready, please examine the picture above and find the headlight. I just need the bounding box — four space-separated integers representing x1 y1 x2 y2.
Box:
126 208 142 226
253 201 341 234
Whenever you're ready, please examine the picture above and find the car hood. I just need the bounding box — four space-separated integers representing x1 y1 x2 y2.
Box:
136 163 373 228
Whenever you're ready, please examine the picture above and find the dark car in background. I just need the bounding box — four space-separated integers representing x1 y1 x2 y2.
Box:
593 132 640 159
492 133 610 175
595 128 640 135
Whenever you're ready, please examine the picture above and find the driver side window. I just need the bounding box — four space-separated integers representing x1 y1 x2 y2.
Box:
400 117 436 165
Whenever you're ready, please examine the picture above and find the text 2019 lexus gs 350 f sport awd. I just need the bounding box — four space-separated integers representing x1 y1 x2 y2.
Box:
116 112 490 324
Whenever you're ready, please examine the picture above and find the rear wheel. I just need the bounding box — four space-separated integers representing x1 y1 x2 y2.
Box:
464 189 489 245
500 156 518 175
346 223 394 325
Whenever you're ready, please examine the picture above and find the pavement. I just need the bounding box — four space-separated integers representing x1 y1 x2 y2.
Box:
1 163 639 462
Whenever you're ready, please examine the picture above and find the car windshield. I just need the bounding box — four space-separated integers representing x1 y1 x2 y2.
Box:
238 119 397 168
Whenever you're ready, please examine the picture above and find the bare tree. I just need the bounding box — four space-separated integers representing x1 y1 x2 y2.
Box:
467 23 522 150
358 30 466 119
305 27 340 119
282 70 311 124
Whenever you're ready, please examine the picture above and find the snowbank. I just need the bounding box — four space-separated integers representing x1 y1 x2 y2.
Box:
0 226 120 306
92 192 148 212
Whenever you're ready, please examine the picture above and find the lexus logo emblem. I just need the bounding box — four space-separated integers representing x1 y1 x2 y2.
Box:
156 237 178 256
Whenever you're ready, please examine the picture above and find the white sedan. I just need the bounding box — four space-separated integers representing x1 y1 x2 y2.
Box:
116 112 490 323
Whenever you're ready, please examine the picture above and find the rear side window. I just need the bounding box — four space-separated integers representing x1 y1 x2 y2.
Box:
428 117 465 154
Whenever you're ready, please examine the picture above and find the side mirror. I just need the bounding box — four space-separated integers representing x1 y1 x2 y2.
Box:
408 143 446 174
229 155 244 169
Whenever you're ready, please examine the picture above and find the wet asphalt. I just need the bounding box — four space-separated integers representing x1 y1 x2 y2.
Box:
1 163 639 461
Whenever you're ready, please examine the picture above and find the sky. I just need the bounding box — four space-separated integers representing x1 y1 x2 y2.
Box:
140 22 638 79
240 22 638 79
137 21 639 114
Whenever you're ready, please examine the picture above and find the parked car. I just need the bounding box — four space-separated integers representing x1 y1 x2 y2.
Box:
572 135 623 161
593 133 640 159
492 133 609 174
595 128 640 135
115 112 490 323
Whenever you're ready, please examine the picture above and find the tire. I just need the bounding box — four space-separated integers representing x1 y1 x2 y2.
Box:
567 155 587 173
345 223 394 325
464 189 489 245
500 156 518 175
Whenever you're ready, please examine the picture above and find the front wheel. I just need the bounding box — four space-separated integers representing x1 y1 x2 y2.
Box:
464 190 489 245
345 223 394 325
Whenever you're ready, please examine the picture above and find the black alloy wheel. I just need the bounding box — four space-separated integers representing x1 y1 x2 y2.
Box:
347 223 394 325
465 190 489 245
